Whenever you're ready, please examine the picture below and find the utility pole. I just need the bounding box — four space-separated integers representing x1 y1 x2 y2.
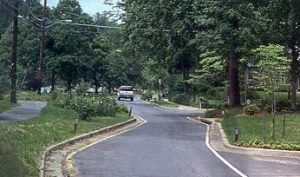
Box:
37 0 47 94
10 0 19 104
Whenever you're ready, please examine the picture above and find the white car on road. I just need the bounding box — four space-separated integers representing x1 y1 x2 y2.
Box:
117 86 134 101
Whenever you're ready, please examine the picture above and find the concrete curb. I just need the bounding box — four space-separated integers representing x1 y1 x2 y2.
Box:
39 118 137 177
216 122 300 156
145 100 204 111
199 118 213 125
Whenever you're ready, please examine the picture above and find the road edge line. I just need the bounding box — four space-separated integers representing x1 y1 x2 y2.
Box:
65 115 147 177
186 117 248 177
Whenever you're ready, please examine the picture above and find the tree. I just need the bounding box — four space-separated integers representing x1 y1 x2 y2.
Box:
255 44 290 140
266 0 300 109
195 0 264 107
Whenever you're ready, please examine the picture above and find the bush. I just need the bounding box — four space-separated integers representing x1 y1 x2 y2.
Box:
54 94 127 120
276 100 290 112
76 81 89 96
141 90 153 101
169 93 191 106
277 84 290 92
50 89 61 101
204 109 223 118
243 104 261 115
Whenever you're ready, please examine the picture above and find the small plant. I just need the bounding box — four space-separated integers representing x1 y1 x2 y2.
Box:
243 104 261 115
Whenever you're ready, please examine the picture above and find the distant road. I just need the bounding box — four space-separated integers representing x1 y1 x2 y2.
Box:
0 101 47 121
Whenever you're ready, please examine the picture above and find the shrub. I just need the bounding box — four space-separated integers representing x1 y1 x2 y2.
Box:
54 95 127 120
276 84 290 92
50 89 60 101
76 81 89 96
141 90 153 101
276 100 290 112
204 109 223 118
243 104 261 115
169 93 191 106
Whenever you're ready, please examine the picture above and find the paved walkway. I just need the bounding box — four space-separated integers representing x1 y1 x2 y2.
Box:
0 101 47 121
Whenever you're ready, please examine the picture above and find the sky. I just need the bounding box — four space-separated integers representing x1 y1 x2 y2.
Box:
46 0 120 15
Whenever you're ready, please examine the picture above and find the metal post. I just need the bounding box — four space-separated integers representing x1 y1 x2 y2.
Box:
10 0 18 104
158 79 162 101
234 128 239 142
74 118 79 133
37 0 47 94
282 115 286 139
128 107 132 118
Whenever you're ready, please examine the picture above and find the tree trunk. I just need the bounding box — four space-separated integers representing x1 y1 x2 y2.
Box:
94 79 99 94
229 43 241 107
67 80 72 93
108 82 112 94
10 0 18 104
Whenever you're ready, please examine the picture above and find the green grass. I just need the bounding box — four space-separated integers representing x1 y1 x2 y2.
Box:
0 104 129 177
152 100 179 108
0 96 18 113
222 112 300 151
17 91 50 101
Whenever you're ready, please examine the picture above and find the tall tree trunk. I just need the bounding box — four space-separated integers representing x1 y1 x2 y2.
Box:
67 80 72 93
229 43 241 107
10 0 18 104
108 81 112 94
95 80 99 94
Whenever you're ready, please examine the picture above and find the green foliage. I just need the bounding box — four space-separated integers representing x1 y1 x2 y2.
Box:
54 94 127 120
277 84 290 92
222 112 300 150
243 104 261 115
0 104 129 176
141 90 153 101
204 109 223 118
76 81 89 96
254 45 289 94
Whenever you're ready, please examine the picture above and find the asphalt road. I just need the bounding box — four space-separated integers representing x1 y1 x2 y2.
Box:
74 100 240 177
0 101 47 121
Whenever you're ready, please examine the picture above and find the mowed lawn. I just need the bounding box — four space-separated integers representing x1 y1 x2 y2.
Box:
222 113 300 150
0 104 129 177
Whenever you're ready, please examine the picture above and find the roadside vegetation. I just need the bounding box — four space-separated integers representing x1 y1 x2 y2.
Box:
0 91 129 177
222 110 300 151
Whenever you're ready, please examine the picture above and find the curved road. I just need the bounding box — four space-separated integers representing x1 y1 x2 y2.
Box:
74 100 240 177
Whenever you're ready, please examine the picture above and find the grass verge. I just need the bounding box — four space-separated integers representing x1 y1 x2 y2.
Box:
0 104 129 177
222 111 300 151
151 100 179 108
